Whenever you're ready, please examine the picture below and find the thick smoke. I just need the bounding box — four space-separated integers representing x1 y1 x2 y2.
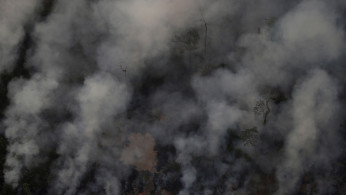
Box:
0 0 345 194
277 69 341 194
0 0 40 72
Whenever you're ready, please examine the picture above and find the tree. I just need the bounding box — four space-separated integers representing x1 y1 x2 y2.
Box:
253 98 271 125
172 28 200 67
240 127 259 146
120 65 127 80
198 4 208 59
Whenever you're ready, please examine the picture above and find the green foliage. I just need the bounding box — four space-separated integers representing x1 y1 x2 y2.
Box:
240 127 259 146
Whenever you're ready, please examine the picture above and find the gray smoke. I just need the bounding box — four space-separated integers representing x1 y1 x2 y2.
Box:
0 0 345 194
0 0 40 72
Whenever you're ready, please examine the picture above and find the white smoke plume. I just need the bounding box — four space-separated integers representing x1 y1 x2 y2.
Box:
0 0 345 194
0 0 40 72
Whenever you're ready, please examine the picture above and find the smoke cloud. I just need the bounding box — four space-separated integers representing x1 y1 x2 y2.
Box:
0 0 345 194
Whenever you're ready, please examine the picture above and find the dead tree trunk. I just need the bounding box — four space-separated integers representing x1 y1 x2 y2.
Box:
199 5 208 59
263 99 271 125
120 65 127 80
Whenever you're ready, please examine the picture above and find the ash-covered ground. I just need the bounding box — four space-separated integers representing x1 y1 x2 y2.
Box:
0 0 345 194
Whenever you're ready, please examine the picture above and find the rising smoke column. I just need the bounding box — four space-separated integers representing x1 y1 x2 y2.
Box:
0 0 345 194
0 0 41 73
